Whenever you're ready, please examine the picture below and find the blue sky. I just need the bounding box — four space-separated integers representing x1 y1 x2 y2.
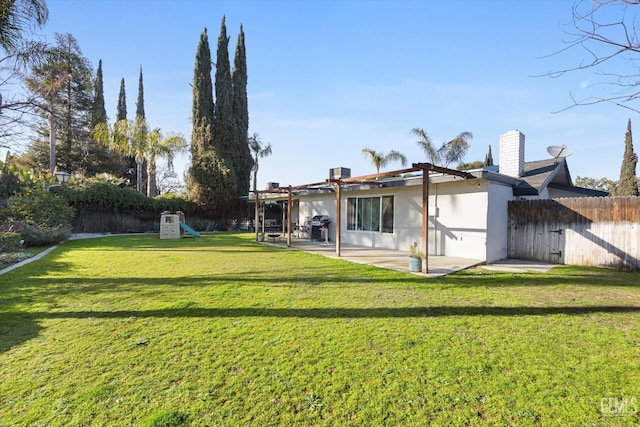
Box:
32 0 635 189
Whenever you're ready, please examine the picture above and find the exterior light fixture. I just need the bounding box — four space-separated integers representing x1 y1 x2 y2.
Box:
54 171 71 184
46 171 71 192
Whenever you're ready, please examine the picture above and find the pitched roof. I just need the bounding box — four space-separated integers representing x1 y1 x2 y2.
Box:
513 158 608 196
513 158 564 195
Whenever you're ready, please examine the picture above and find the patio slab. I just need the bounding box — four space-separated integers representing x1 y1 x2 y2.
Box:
266 238 484 278
480 258 556 273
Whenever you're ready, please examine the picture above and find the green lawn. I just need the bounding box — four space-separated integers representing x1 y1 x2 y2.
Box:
1 233 639 426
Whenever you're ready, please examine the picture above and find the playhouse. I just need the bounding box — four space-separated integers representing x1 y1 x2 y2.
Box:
159 211 200 239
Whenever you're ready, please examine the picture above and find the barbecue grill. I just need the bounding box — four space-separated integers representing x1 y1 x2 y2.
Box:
310 215 330 241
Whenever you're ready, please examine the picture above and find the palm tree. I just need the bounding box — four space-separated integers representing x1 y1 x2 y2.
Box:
411 128 441 165
249 133 272 192
117 117 147 193
441 131 472 167
94 118 186 195
0 0 48 53
25 68 72 173
361 147 407 175
94 118 141 191
412 128 473 167
144 128 187 196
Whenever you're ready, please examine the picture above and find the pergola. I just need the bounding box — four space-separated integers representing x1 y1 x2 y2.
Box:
253 163 473 273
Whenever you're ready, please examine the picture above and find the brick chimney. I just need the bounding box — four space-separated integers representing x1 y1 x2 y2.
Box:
499 130 525 178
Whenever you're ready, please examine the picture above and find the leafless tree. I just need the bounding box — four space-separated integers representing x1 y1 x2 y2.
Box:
156 165 186 195
0 42 50 146
544 0 640 113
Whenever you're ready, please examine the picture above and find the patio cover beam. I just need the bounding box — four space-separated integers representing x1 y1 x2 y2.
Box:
287 186 292 247
411 162 474 273
252 162 473 269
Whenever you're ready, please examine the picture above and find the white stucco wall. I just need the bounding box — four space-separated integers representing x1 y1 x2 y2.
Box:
427 180 489 259
340 185 418 250
293 179 495 261
485 181 513 262
295 193 337 237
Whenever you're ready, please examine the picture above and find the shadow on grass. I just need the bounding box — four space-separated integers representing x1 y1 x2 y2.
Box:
0 316 42 353
449 267 640 288
2 304 638 354
64 232 261 250
2 267 640 310
4 305 640 322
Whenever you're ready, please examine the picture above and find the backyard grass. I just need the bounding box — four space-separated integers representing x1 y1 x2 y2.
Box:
0 233 639 426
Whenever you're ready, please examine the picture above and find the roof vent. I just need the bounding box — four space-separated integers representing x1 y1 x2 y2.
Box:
329 167 351 180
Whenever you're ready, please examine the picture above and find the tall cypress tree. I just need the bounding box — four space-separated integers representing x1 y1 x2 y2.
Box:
116 78 127 122
191 28 214 157
91 59 107 127
618 118 639 196
484 145 494 167
211 16 238 204
187 27 236 215
135 65 148 194
213 17 236 159
232 24 252 196
89 59 127 177
136 65 145 119
116 77 136 186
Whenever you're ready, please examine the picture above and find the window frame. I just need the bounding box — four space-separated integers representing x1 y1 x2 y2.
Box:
346 195 394 234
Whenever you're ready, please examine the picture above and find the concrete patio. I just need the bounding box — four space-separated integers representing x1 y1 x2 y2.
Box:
263 237 485 278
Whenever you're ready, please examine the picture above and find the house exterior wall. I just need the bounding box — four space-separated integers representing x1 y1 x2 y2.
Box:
427 180 489 259
340 185 417 250
486 180 514 262
294 179 495 261
294 192 336 236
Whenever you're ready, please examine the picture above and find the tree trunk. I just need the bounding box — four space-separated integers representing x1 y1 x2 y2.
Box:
252 161 258 192
136 156 145 194
147 157 157 197
49 112 56 173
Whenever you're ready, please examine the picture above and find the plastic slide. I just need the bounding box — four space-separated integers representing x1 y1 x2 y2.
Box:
179 222 201 237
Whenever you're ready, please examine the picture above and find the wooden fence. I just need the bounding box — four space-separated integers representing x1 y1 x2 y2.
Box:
508 197 640 271
71 210 220 234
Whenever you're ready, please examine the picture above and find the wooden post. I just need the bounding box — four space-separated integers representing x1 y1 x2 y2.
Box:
254 191 260 241
336 182 342 257
287 186 292 247
422 171 429 273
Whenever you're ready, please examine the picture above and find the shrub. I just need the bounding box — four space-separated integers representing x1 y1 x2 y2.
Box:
20 224 71 247
0 187 74 246
5 187 74 227
60 179 199 217
0 232 21 252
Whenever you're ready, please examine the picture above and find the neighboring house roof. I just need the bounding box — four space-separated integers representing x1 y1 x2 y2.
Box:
513 158 609 197
514 158 568 196
546 182 610 197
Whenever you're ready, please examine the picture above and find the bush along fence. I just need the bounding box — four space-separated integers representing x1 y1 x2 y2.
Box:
70 208 221 234
58 181 242 234
508 196 640 271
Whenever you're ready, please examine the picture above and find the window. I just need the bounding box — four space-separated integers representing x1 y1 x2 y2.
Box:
347 195 394 233
381 196 394 233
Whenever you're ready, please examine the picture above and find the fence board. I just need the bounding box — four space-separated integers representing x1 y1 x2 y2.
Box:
508 197 640 271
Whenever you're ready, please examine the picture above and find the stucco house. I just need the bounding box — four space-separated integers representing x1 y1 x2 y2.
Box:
256 130 607 264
